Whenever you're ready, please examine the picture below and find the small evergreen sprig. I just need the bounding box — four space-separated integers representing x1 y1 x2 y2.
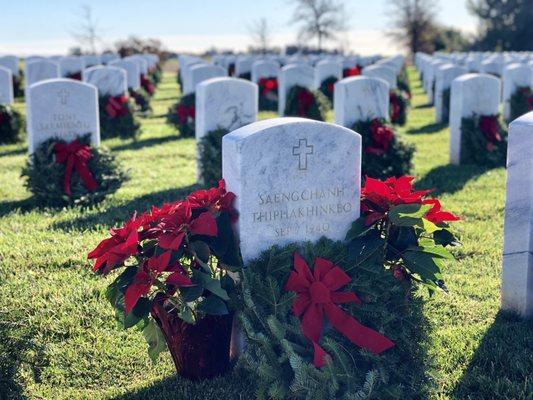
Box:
198 128 229 188
284 85 328 121
168 93 195 137
0 104 23 144
460 114 507 166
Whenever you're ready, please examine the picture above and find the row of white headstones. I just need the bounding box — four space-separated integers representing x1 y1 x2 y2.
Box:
13 50 532 319
416 52 532 318
415 51 533 123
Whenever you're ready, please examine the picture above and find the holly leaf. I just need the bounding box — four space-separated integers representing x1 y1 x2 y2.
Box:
389 204 431 227
197 295 229 315
143 319 167 363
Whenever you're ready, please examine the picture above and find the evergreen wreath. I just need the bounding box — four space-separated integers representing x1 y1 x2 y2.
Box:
284 85 328 121
198 128 229 188
460 114 507 166
389 90 409 126
150 65 162 85
168 93 195 138
0 104 23 144
239 238 430 400
13 71 24 98
353 118 414 179
509 86 533 122
238 72 252 80
22 134 127 207
441 88 451 123
258 77 278 111
397 67 411 100
129 88 152 113
318 76 337 104
99 95 140 139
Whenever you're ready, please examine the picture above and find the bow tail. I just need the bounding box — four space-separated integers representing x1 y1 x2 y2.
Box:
74 159 99 192
325 303 394 354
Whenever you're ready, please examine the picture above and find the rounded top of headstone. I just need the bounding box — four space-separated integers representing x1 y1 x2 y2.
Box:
281 64 314 74
28 77 98 92
196 76 257 90
454 72 500 84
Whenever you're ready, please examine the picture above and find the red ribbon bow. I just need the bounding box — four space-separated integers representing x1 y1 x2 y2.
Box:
284 253 394 368
478 115 501 152
297 88 314 116
366 119 395 155
177 104 195 124
53 140 98 196
105 96 129 118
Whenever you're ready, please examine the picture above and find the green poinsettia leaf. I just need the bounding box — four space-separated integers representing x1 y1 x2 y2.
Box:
194 270 230 301
123 297 151 329
347 230 385 266
433 228 461 247
191 240 211 263
178 305 195 324
143 319 167 363
389 203 431 226
421 218 440 233
402 248 446 291
345 217 373 241
197 295 229 316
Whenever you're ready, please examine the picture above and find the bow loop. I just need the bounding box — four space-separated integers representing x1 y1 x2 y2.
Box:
53 139 98 196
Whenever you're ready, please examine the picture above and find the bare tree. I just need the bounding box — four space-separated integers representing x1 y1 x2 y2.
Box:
290 0 347 51
387 0 438 56
248 18 272 53
70 5 101 54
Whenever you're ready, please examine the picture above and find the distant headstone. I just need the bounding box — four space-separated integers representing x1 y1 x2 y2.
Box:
334 76 389 127
449 73 501 165
502 63 531 120
278 64 314 115
101 53 120 64
25 60 60 87
363 65 397 90
59 56 85 77
81 55 101 68
314 60 342 89
0 55 19 77
235 58 253 78
183 65 227 95
222 117 361 262
251 60 280 83
502 111 533 318
26 79 99 153
0 66 14 105
109 59 141 90
434 65 467 124
196 77 258 182
82 66 127 97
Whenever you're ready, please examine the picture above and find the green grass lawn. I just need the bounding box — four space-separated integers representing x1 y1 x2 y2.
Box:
0 67 531 400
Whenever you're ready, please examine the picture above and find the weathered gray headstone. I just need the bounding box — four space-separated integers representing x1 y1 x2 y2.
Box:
334 76 389 128
222 117 361 262
27 79 99 153
502 111 533 318
449 73 501 165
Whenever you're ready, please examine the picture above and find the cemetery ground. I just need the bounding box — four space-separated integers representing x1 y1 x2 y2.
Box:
0 64 531 400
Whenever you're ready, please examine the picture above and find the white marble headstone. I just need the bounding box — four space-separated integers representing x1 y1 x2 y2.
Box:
0 56 19 77
101 53 119 65
59 56 85 77
0 67 14 105
278 64 314 116
27 79 100 153
502 63 531 120
183 65 227 96
196 77 258 182
334 76 389 128
25 60 60 87
502 111 533 318
109 59 140 90
435 65 467 124
251 60 280 83
83 66 127 97
81 55 101 68
235 58 253 78
449 73 501 165
362 65 397 90
314 60 342 89
125 56 148 76
222 117 361 263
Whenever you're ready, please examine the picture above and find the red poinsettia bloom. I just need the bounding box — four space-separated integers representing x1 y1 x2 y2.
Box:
423 199 460 225
177 104 195 124
88 214 142 274
478 115 501 152
297 88 315 116
157 201 218 251
361 176 431 225
124 250 194 313
187 179 236 216
365 119 395 155
105 96 129 118
390 91 401 123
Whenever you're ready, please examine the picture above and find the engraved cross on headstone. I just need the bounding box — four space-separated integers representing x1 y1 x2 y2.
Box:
57 89 69 105
292 138 314 170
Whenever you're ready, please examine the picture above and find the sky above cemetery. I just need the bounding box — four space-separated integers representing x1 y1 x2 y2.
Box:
1 0 476 56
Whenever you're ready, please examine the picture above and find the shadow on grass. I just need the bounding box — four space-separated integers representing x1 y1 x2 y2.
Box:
452 311 533 399
414 103 433 109
53 185 200 232
0 309 48 398
0 198 36 218
415 164 490 196
0 147 26 157
110 135 178 152
407 122 446 135
111 367 256 400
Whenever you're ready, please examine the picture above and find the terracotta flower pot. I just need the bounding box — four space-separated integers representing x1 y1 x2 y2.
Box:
151 298 234 381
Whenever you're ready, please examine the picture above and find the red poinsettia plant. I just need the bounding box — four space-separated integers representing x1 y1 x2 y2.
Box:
346 176 460 292
88 180 241 363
